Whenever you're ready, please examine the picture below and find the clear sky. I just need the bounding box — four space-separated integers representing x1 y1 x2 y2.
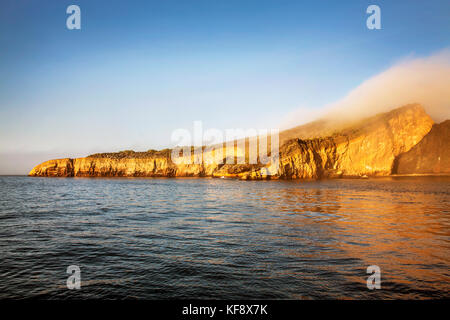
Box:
0 0 449 174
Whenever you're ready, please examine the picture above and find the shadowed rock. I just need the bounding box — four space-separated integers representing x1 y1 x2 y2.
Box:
395 120 450 174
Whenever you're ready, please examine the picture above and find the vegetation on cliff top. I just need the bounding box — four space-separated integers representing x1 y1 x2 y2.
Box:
88 149 172 159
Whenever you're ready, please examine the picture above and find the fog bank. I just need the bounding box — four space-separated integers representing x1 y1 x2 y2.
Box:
283 49 450 128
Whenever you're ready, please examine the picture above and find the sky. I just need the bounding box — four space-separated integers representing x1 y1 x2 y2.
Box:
0 0 449 174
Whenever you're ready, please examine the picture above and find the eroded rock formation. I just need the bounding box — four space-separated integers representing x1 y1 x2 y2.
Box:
29 104 443 179
395 120 450 174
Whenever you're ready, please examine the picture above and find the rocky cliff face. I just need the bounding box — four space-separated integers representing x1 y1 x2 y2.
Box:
277 104 434 178
395 120 450 174
29 157 174 177
29 104 439 179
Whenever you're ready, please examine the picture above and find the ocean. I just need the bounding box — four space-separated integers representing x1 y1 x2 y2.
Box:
0 176 449 299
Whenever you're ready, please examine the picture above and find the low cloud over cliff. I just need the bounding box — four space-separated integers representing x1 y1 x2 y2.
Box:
284 49 450 128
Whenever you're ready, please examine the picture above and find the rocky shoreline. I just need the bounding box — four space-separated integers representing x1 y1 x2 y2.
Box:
29 104 449 179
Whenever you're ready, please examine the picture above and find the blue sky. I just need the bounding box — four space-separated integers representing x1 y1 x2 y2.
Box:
0 0 449 173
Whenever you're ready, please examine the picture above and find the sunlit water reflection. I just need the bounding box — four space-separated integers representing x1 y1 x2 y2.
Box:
0 176 448 299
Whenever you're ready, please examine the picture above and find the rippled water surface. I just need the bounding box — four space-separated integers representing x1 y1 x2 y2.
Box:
0 176 449 299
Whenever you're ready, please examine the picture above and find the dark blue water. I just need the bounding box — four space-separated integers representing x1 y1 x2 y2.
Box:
0 176 449 299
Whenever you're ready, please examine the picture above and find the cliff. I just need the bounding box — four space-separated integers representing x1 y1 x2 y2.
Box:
395 120 450 174
29 104 439 179
276 104 434 179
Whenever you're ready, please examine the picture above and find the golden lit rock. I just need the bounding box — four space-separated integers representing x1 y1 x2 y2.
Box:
29 104 443 179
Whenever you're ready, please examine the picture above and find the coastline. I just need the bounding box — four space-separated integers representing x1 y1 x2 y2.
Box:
22 173 450 180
